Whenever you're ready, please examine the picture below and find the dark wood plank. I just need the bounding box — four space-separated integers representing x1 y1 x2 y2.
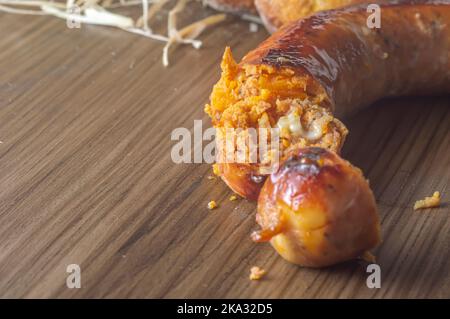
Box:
0 7 448 298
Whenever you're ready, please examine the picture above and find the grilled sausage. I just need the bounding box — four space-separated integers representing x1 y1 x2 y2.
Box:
252 147 381 267
205 0 450 201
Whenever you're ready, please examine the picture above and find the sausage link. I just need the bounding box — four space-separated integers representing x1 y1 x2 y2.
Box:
206 0 449 267
205 1 450 200
243 0 450 117
253 147 381 267
248 1 449 267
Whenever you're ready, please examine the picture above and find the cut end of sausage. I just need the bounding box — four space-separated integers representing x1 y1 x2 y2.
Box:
205 48 347 199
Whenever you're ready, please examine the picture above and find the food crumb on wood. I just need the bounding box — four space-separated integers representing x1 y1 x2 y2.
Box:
207 200 218 210
249 266 266 280
207 175 216 180
229 195 238 201
361 251 376 263
414 191 441 210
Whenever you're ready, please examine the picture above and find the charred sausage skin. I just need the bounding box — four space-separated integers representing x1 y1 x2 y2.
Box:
244 0 450 117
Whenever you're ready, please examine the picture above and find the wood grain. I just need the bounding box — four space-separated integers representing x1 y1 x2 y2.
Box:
0 5 448 298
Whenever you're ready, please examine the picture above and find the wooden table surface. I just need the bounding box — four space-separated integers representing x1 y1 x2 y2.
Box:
0 4 449 299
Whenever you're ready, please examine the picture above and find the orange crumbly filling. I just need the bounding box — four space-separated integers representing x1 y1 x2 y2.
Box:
205 48 348 169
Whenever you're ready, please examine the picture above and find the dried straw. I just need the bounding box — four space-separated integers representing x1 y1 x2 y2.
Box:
0 0 227 66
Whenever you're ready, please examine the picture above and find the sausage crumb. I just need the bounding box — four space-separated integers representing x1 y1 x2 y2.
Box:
229 195 238 201
212 164 220 176
361 251 376 263
208 200 218 210
249 266 266 280
414 191 441 210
